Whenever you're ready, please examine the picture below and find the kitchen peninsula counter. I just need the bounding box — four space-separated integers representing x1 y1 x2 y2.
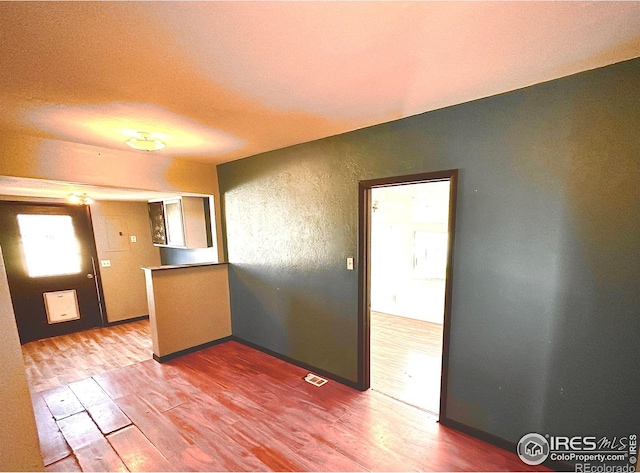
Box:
142 262 231 361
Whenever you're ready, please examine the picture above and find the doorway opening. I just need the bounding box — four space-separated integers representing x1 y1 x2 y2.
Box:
358 170 458 419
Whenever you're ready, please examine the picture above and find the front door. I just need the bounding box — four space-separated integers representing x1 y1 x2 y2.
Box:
0 202 104 343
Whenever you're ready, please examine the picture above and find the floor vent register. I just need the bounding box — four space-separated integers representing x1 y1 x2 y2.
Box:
304 373 328 387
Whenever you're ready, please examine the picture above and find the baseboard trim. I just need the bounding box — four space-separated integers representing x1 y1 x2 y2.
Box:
439 418 572 472
153 336 233 363
231 336 360 390
106 315 149 327
150 333 571 471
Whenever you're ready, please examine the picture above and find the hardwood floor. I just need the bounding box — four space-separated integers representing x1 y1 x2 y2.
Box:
371 311 443 414
26 332 550 472
22 319 152 393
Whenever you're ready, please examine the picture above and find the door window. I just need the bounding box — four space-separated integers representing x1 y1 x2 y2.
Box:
17 214 83 277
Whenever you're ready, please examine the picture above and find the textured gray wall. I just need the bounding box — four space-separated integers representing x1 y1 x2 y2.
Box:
218 58 640 442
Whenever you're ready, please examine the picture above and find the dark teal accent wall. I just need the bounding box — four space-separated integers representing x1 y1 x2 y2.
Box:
218 58 640 443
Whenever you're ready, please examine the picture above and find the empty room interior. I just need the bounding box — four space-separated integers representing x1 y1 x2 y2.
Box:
1 2 639 472
370 180 451 416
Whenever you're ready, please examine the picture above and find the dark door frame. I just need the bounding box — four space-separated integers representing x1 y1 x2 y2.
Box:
357 169 459 420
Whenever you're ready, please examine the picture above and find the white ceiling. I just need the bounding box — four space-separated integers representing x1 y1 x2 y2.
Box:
1 1 640 199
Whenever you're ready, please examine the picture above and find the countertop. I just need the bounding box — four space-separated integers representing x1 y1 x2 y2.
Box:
142 261 229 271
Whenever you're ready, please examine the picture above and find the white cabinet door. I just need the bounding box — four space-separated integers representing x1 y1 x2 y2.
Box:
163 199 185 247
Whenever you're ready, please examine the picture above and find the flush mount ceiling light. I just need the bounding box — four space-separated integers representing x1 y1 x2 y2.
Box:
68 193 93 205
125 131 165 152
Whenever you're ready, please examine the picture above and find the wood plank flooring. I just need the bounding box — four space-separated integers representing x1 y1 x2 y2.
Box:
22 319 152 393
26 332 550 471
371 310 443 414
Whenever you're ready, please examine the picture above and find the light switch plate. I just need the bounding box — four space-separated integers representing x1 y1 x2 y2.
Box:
346 257 354 270
130 235 137 243
100 260 111 268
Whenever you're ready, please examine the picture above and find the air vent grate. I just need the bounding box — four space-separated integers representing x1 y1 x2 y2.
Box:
304 373 328 387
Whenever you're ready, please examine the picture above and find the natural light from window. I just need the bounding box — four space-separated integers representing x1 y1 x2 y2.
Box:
17 214 83 278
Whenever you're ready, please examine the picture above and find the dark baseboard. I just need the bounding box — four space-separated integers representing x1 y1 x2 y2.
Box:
439 417 572 472
150 332 571 471
106 315 149 327
439 417 515 451
153 336 233 363
231 335 360 390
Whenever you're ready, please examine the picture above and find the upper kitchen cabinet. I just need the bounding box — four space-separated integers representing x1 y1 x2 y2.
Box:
148 196 213 249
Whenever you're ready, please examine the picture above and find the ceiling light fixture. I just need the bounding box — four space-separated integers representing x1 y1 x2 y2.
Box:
68 193 93 205
126 131 165 152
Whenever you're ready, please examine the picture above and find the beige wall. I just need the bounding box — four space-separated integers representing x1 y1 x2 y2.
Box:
91 201 161 323
0 133 218 194
144 264 231 358
0 247 44 471
0 132 226 263
370 183 450 323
